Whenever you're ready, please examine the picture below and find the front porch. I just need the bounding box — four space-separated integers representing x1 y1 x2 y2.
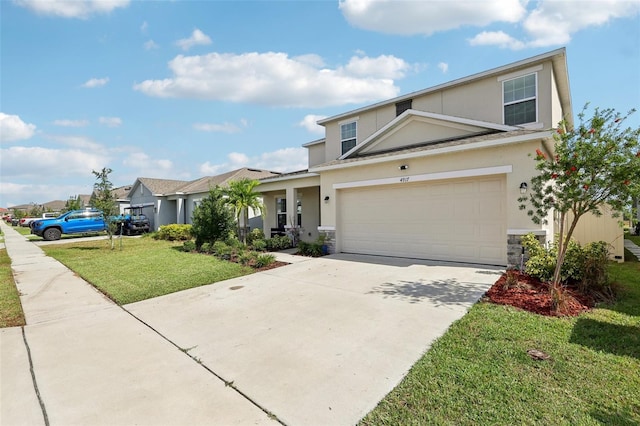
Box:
257 172 322 245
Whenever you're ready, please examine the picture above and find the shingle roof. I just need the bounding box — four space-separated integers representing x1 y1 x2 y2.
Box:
112 185 132 199
137 178 190 195
177 168 281 194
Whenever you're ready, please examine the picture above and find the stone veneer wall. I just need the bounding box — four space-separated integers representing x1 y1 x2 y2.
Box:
507 232 546 270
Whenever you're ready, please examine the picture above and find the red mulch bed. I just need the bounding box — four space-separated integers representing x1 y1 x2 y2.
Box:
486 271 594 317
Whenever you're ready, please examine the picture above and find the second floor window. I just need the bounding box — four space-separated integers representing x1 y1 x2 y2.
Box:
341 121 357 155
503 73 536 126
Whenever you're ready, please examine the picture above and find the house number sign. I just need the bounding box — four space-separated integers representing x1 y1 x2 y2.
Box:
400 177 410 183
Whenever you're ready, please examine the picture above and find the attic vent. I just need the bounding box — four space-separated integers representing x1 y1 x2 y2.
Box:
396 99 412 116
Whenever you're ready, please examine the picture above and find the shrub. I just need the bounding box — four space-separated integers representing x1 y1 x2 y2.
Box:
251 239 267 251
191 187 235 247
238 251 257 266
155 224 193 241
182 240 196 252
200 242 213 254
297 236 327 257
522 233 611 293
266 235 292 251
255 253 276 268
247 228 265 245
580 241 612 298
213 241 233 260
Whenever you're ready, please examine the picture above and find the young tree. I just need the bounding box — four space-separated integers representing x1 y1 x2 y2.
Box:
91 167 118 249
224 178 265 245
519 104 640 303
65 195 83 212
191 186 235 248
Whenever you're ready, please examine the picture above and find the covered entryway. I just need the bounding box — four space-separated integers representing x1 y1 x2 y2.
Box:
338 175 507 265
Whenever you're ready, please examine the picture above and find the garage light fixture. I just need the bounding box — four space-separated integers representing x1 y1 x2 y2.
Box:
519 182 528 194
399 164 409 170
324 196 330 203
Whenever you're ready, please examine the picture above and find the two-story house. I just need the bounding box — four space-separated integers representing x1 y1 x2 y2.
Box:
258 48 624 267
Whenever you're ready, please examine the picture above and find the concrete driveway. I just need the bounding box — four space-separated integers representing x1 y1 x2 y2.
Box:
127 253 503 425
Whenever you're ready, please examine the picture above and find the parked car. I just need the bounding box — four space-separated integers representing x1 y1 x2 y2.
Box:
31 209 107 241
11 218 20 226
19 217 38 227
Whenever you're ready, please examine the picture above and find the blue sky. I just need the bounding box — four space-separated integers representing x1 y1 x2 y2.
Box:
1 0 639 208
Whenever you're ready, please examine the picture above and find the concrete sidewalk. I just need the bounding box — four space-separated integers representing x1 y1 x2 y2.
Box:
0 221 276 425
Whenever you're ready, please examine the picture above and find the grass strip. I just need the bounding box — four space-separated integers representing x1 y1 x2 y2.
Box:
42 237 254 305
0 249 26 327
361 260 640 425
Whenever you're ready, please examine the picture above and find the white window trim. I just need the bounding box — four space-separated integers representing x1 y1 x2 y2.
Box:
502 72 538 126
340 120 358 155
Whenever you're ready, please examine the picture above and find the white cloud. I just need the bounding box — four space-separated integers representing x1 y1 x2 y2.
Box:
175 29 212 51
339 0 526 35
53 119 89 127
140 21 148 34
122 152 173 175
343 54 411 79
437 62 449 74
133 52 407 107
0 113 36 142
200 147 308 175
47 134 105 152
82 77 109 88
193 122 244 133
14 0 130 19
99 116 122 127
144 40 159 50
523 1 640 47
299 115 327 134
338 0 640 50
469 0 640 50
468 31 526 50
1 146 107 180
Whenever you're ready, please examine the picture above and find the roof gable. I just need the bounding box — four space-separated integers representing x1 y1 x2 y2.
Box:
177 168 281 194
341 110 518 159
133 178 190 195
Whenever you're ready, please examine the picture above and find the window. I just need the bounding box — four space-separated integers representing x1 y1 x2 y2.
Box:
503 73 536 125
276 198 287 229
396 99 412 116
341 121 357 155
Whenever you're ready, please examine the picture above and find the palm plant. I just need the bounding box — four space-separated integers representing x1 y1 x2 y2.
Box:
224 178 265 245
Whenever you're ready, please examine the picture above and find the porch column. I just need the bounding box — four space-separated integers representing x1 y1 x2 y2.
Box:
176 197 184 224
154 199 161 231
285 187 296 227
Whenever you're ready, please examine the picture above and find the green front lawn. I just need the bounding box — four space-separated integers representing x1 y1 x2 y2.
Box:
0 249 26 327
361 259 640 425
42 237 254 305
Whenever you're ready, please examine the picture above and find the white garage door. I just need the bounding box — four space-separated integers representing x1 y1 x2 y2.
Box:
338 176 506 265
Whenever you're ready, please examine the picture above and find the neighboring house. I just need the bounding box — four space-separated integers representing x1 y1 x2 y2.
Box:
111 185 132 214
127 178 190 231
257 48 624 267
128 168 280 231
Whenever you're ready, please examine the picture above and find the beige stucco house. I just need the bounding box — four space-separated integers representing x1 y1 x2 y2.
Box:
258 48 624 267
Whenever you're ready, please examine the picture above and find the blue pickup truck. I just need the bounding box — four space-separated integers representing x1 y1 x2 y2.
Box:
31 209 107 241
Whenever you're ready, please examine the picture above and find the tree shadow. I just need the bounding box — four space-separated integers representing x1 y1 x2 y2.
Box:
569 317 640 360
367 278 490 307
590 407 640 425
